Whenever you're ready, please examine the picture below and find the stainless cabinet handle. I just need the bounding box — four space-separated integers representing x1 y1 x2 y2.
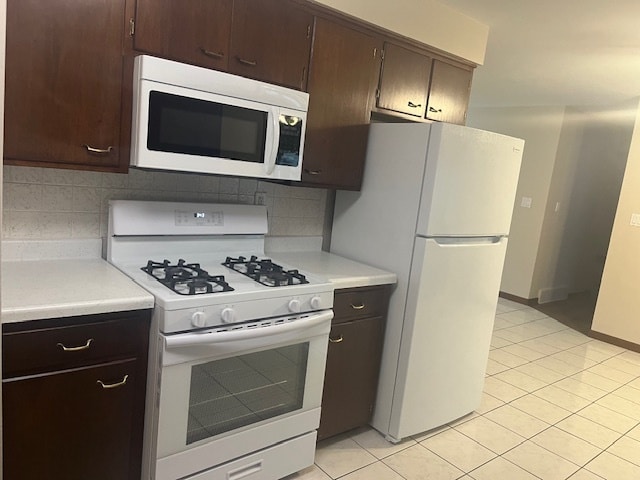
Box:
304 169 322 175
237 57 257 67
200 48 224 59
56 338 93 352
329 335 344 343
351 304 365 310
97 375 129 390
429 106 443 113
408 101 422 108
83 144 113 154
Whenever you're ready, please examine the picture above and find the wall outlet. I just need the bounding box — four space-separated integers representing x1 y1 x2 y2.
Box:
520 196 532 208
630 213 640 227
254 192 267 206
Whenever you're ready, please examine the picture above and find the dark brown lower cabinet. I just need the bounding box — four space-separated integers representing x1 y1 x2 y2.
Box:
318 285 390 441
2 310 150 480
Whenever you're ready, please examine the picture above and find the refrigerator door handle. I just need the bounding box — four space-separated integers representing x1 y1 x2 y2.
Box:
431 236 505 246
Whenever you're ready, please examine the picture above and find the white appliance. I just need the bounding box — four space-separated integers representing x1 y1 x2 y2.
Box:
131 55 308 181
331 122 524 442
107 200 333 480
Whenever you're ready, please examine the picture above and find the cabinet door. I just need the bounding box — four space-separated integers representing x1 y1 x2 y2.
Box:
229 0 313 90
134 0 232 71
3 359 139 480
303 18 382 190
318 316 384 440
377 43 431 118
5 0 127 170
426 59 473 125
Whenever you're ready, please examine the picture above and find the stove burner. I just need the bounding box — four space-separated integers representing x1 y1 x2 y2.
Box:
222 255 309 287
141 259 234 295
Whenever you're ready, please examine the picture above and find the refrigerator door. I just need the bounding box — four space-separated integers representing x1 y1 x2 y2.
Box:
386 236 508 441
416 123 524 237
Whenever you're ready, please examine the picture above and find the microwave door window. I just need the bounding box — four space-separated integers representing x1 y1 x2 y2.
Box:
147 91 267 163
276 115 303 167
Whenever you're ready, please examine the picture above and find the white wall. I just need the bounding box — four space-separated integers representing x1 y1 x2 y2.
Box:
467 106 565 299
1 0 6 474
312 0 488 64
592 98 640 344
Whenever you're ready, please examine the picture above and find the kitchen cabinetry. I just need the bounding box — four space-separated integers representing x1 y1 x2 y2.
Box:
2 310 151 480
302 17 382 190
377 42 432 118
426 59 473 125
318 285 390 440
134 0 313 90
4 0 130 172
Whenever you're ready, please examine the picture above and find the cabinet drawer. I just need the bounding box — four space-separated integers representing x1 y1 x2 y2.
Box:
3 314 149 378
333 285 390 324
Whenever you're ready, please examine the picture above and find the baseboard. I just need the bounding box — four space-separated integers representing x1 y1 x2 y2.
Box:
499 292 538 306
589 330 640 354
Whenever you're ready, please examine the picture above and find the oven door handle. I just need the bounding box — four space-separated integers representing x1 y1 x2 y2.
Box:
164 310 333 349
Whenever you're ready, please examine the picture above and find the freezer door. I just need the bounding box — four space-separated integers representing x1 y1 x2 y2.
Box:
387 236 508 441
416 123 524 237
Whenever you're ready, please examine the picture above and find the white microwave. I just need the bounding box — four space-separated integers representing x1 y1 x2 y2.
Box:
131 55 309 181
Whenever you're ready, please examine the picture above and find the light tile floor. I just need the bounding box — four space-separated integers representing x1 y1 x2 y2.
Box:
285 298 640 479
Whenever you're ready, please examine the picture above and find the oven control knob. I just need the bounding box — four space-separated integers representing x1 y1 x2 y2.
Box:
310 296 323 310
221 307 236 323
191 311 207 328
288 299 301 313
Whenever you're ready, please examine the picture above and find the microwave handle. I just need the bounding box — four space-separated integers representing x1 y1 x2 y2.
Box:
265 109 280 175
164 309 333 349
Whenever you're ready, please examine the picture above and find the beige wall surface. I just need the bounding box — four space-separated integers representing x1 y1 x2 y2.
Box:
1 0 6 474
312 0 488 64
467 106 565 299
592 98 640 344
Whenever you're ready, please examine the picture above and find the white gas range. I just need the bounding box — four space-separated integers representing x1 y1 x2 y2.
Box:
107 200 334 480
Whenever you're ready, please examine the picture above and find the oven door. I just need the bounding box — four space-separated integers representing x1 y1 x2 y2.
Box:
154 310 332 480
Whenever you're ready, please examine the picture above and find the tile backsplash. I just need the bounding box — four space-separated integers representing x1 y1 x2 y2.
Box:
2 166 328 240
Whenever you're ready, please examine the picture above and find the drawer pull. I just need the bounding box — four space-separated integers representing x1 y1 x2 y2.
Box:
350 303 365 310
407 101 422 108
97 375 129 390
429 106 443 113
329 335 344 343
200 47 224 59
56 338 93 352
83 144 113 154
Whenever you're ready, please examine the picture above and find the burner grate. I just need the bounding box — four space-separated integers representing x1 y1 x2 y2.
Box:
222 255 309 287
142 259 234 295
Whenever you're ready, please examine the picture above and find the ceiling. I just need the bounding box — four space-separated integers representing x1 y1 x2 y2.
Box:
435 0 640 108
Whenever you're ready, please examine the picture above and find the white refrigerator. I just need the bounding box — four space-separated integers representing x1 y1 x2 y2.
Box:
330 122 524 442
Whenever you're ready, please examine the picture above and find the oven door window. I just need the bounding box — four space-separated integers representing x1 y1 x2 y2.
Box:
147 90 267 163
186 342 309 444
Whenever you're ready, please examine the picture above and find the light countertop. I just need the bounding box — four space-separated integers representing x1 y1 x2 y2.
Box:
1 258 155 324
268 251 397 290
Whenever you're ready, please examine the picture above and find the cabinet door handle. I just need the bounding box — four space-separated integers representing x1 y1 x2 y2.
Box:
304 168 322 175
407 101 422 108
350 303 365 310
83 144 113 154
56 338 93 352
97 375 129 390
329 335 344 343
429 106 443 113
200 48 224 60
237 57 257 67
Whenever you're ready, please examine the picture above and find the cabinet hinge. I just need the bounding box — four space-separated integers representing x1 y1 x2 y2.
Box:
375 88 380 100
380 48 385 61
129 18 135 36
306 24 311 39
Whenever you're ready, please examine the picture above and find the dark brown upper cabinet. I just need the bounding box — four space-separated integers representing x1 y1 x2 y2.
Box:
426 59 473 125
302 17 382 190
134 0 313 90
4 0 130 172
134 0 233 72
229 0 313 90
377 42 432 118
